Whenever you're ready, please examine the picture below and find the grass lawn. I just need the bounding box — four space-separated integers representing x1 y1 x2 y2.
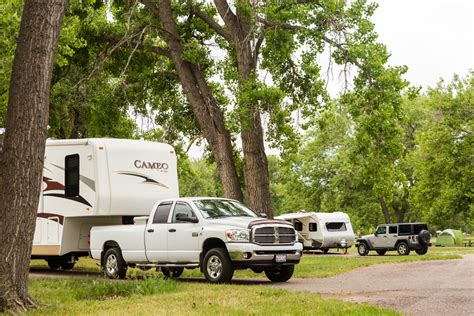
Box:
27 279 399 315
27 247 472 315
30 246 474 279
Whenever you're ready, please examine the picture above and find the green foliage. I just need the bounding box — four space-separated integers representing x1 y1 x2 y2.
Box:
409 73 474 231
179 158 223 197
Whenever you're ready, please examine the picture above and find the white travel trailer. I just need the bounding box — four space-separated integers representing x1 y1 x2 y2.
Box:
33 138 179 269
276 211 355 253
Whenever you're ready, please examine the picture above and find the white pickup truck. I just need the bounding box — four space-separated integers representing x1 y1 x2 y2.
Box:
90 197 303 283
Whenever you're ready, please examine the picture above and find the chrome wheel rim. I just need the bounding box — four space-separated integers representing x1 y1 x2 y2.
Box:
399 244 407 254
106 254 118 275
207 255 223 279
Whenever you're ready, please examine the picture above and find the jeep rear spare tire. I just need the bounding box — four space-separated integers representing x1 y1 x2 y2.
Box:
264 265 295 282
203 248 234 283
397 242 410 255
357 242 369 256
418 229 431 247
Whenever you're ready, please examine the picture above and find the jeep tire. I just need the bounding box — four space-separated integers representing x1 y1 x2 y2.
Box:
376 249 387 256
264 265 295 282
357 242 369 256
203 248 234 283
415 247 428 255
103 247 127 279
397 242 410 255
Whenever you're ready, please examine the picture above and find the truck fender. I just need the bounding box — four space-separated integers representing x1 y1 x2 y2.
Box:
199 238 227 273
101 240 121 266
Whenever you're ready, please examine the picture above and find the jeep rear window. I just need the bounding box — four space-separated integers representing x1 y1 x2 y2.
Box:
399 224 412 235
389 226 397 234
326 222 346 231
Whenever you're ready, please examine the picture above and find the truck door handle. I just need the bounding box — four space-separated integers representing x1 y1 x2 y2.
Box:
169 229 176 233
147 229 154 233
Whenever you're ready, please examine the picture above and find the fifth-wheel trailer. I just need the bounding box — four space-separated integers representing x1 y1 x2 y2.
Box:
33 138 179 270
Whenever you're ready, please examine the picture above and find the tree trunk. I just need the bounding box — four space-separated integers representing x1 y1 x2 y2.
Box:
0 0 66 312
156 0 243 202
379 196 392 224
214 0 273 217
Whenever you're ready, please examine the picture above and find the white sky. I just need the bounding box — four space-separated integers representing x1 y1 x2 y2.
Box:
373 0 473 89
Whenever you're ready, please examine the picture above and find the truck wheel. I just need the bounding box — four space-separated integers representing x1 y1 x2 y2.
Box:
264 265 295 282
162 267 184 278
415 247 428 255
61 261 75 270
357 243 369 256
203 248 234 283
376 249 387 256
104 247 127 279
397 242 410 255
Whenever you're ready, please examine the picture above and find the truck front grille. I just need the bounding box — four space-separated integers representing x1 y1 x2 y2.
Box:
252 226 296 245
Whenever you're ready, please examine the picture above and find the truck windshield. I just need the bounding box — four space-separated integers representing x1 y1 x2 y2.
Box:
194 199 257 219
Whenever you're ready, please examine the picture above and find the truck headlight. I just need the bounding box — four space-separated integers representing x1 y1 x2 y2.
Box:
225 229 250 242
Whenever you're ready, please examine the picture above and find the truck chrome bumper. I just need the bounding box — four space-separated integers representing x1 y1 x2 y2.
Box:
227 242 303 267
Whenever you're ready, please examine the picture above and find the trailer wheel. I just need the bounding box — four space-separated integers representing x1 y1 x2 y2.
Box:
203 248 234 283
264 265 295 282
162 267 184 278
47 260 61 270
61 261 75 270
103 247 127 279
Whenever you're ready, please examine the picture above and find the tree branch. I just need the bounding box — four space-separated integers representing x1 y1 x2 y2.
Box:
153 70 179 80
140 0 160 17
213 0 240 36
191 5 233 42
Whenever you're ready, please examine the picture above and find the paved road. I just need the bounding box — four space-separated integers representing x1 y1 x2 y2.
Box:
271 254 474 315
30 255 474 315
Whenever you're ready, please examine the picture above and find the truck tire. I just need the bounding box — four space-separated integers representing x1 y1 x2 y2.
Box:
376 249 387 256
264 265 295 282
47 259 61 270
103 247 127 279
203 248 234 283
415 247 428 255
162 267 184 278
397 242 410 255
357 242 369 256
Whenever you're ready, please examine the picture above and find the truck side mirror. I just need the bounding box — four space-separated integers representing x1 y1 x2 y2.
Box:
176 213 199 223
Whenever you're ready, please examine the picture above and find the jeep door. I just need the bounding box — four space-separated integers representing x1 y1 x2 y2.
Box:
372 225 389 248
386 225 398 248
166 201 201 263
145 201 173 262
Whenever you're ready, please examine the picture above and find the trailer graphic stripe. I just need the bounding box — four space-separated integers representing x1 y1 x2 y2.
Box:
50 163 96 191
116 171 169 188
43 193 92 207
37 213 64 225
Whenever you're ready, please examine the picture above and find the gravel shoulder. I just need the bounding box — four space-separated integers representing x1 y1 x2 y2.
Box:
271 254 474 315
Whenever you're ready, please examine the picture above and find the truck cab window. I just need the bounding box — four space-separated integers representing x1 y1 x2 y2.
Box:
153 202 173 224
172 202 196 223
65 154 79 197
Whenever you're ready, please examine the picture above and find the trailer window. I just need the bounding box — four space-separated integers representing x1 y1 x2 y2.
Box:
65 154 79 197
309 223 317 232
326 222 347 231
153 202 173 224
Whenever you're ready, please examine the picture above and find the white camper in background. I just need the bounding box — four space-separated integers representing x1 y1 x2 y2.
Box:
34 138 179 270
276 211 355 253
